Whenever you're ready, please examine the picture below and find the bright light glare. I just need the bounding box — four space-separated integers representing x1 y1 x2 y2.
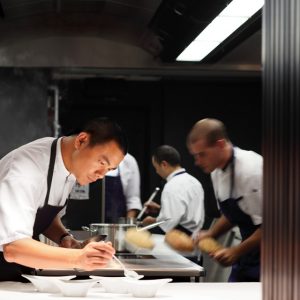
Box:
220 0 264 18
196 16 248 42
176 0 264 61
177 40 220 61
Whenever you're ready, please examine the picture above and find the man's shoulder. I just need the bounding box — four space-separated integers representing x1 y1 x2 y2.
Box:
168 172 202 189
234 148 263 183
235 147 262 161
12 136 54 154
119 153 139 176
11 137 55 168
235 148 263 170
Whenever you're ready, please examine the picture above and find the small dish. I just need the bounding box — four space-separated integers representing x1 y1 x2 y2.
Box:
21 275 75 293
54 278 98 297
124 278 173 298
90 276 129 294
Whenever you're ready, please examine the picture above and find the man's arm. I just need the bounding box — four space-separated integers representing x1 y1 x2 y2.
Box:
3 238 115 270
42 215 81 248
127 209 139 218
142 216 157 225
122 155 143 212
196 214 235 241
212 227 261 266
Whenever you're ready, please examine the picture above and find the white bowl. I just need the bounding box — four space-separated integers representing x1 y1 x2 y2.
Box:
54 278 98 297
124 278 172 298
90 276 129 294
21 275 75 293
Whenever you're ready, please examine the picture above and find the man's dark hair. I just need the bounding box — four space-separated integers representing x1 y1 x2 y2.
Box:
81 117 128 154
152 145 181 166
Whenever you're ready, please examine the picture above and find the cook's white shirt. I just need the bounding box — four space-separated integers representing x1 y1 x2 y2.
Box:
211 147 263 225
105 153 142 211
0 137 76 250
157 168 205 233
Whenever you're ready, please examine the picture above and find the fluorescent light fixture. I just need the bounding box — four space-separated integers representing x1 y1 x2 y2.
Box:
176 0 264 61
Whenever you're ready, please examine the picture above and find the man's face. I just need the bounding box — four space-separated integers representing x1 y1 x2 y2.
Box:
152 157 167 179
188 138 223 174
71 136 124 185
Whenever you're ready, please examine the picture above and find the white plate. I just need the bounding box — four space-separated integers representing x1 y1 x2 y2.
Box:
90 276 130 294
124 278 173 298
21 275 75 293
54 278 99 297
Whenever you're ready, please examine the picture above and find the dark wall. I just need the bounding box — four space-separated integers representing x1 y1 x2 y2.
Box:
0 70 262 226
162 78 262 222
58 76 262 206
0 68 50 157
162 78 262 176
58 79 164 200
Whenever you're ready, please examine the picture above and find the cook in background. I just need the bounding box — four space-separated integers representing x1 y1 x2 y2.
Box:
105 153 142 223
187 118 262 282
0 117 127 282
142 145 205 236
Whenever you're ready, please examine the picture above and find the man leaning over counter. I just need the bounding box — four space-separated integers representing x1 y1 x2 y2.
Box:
0 117 127 281
187 118 262 282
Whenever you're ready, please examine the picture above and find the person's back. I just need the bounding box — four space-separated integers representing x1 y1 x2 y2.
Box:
157 169 204 233
143 145 205 235
105 153 142 222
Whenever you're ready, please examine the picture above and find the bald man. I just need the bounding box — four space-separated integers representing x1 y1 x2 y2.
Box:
187 118 263 282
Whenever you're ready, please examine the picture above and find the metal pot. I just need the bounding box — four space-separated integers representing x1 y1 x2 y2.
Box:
82 223 136 252
80 234 107 248
118 217 143 226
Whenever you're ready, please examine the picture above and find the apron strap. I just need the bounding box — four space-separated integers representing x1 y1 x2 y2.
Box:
229 148 235 198
44 138 58 206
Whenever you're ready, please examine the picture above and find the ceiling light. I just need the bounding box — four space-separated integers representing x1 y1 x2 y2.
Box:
176 0 264 62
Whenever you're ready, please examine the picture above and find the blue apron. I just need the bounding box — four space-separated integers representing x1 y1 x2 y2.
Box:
0 138 68 282
217 149 260 282
104 168 127 223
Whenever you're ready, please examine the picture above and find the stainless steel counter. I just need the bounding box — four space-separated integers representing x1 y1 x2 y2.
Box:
36 234 205 281
36 253 204 280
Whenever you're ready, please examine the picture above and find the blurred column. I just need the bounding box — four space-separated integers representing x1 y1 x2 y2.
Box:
262 0 300 299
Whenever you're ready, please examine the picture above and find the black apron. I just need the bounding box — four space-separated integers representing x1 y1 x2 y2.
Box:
104 168 127 223
0 138 68 282
217 149 260 282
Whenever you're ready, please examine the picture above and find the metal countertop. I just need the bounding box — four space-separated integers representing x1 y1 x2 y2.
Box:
35 234 205 280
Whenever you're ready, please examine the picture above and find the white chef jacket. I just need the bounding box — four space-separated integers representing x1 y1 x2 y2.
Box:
211 147 263 225
0 137 76 250
157 168 205 233
105 153 142 211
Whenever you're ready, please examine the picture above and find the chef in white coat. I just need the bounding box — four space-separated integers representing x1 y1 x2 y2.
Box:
187 118 262 282
143 145 205 235
0 117 127 281
104 153 142 223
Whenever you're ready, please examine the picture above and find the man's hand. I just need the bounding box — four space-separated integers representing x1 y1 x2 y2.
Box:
142 216 156 226
144 202 160 214
76 241 115 271
192 230 213 244
59 235 82 249
210 247 240 266
210 227 261 266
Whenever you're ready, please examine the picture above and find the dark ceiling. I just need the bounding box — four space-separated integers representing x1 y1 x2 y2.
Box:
0 0 262 75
